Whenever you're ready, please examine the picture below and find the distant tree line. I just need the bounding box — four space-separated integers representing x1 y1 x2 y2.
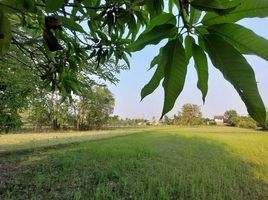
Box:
162 104 268 130
107 116 150 127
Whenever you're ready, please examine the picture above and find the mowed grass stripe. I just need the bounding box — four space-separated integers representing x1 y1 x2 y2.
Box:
1 126 268 199
0 128 147 153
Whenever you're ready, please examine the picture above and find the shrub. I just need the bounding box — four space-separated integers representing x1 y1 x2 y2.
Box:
234 117 257 129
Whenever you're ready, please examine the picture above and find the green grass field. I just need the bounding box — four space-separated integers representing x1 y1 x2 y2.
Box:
1 126 268 199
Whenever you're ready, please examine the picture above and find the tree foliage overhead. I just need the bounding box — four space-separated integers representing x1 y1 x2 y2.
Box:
0 0 268 123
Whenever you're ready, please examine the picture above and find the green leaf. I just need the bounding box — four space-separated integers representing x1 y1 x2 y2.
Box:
150 53 161 69
203 34 266 123
141 47 166 100
184 35 195 63
190 0 238 14
129 24 177 52
135 10 149 26
146 13 177 32
191 0 223 10
207 23 268 61
129 13 177 52
202 0 268 25
189 6 202 24
59 17 86 33
161 38 187 118
0 12 12 56
198 35 206 50
16 0 37 13
122 52 130 68
45 0 65 12
0 0 37 13
128 14 138 40
168 0 174 13
145 0 164 17
192 42 208 102
141 63 164 101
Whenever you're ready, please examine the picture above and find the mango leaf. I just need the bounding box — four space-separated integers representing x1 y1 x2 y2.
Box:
121 52 130 68
146 13 176 31
149 53 161 69
161 38 187 118
45 0 65 12
128 14 138 40
135 10 149 26
189 6 202 24
207 23 268 61
168 0 174 13
141 63 164 101
141 47 166 99
202 0 268 25
190 0 238 15
15 0 37 13
129 13 177 52
59 17 86 33
184 35 195 63
129 24 177 52
171 0 180 10
203 34 266 123
191 42 208 102
145 0 164 18
0 12 12 56
0 0 37 13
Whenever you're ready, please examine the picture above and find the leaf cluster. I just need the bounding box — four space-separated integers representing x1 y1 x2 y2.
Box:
133 0 268 124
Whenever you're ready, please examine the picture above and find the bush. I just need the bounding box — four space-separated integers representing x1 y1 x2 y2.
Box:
0 112 22 133
234 117 257 129
207 121 217 126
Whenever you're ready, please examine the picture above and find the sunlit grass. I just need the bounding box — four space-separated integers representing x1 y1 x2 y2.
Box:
0 128 145 152
1 126 268 199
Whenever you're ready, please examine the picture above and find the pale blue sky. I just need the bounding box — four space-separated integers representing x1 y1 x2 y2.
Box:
108 18 268 120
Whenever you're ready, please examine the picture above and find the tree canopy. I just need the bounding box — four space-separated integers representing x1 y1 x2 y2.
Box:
173 104 203 126
224 110 238 126
0 0 268 123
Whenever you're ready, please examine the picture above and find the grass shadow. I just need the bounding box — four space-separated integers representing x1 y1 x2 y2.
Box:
0 129 147 155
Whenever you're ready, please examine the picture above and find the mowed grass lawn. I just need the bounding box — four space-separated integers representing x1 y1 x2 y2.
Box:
1 126 268 199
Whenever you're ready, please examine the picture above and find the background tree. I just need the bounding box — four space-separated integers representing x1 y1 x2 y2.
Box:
173 104 203 126
224 110 238 126
28 92 73 130
27 93 53 129
74 86 115 130
0 53 37 132
0 0 268 124
162 115 171 125
27 86 115 131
